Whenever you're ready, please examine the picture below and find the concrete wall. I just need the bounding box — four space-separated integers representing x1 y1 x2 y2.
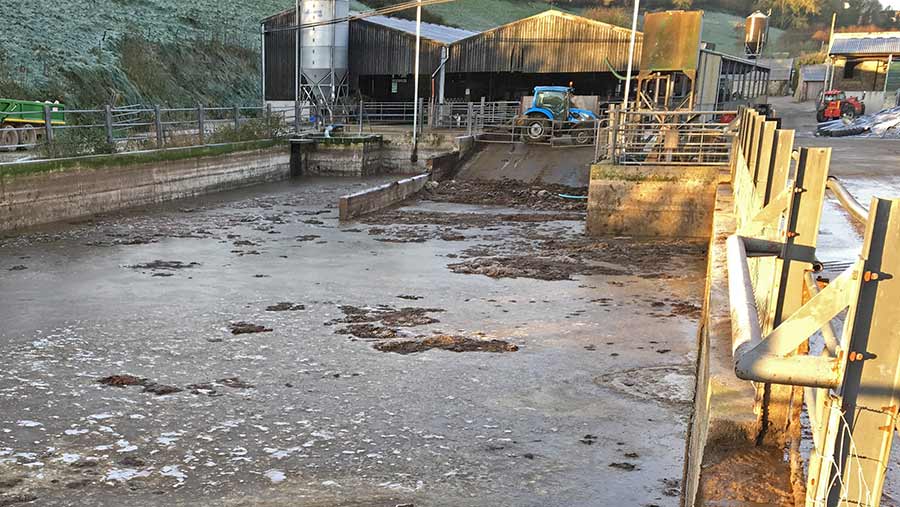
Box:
0 143 291 232
681 183 794 507
339 174 429 221
293 133 475 180
586 164 722 239
426 135 477 182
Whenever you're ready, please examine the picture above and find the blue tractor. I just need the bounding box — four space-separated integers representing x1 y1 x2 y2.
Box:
517 86 598 144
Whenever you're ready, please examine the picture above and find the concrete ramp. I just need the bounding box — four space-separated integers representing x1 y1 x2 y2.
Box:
455 143 594 187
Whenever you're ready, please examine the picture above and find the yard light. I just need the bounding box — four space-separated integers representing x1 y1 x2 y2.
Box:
412 0 423 162
622 0 640 111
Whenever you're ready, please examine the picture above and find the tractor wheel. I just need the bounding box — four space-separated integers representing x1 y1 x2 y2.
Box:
0 124 19 152
18 125 37 149
573 126 593 145
816 110 827 123
841 103 859 121
522 118 549 143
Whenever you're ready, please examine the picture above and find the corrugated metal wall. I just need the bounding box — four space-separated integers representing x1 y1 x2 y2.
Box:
264 11 297 101
349 20 445 76
447 12 643 74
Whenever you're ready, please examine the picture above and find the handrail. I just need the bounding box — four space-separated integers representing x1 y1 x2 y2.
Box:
826 176 869 223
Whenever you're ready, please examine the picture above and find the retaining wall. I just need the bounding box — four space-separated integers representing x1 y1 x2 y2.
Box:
586 163 723 239
681 183 795 506
339 174 429 221
0 142 290 232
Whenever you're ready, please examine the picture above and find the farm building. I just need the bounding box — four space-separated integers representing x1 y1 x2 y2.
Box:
261 6 768 113
796 64 827 102
756 57 793 95
826 32 900 108
262 8 644 104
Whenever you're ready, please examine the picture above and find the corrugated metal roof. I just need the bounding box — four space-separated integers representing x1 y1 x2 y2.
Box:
756 57 793 81
800 64 827 82
363 15 476 44
830 33 900 55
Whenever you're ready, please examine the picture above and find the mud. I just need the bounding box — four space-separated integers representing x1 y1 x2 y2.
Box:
422 179 587 212
336 324 399 340
228 322 273 335
0 176 705 507
374 335 519 355
449 255 598 281
265 302 306 312
127 260 200 271
330 305 444 328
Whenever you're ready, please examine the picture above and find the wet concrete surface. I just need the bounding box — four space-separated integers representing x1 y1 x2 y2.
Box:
0 176 706 506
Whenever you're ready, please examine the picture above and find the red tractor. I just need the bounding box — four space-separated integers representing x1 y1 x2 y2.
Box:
817 90 865 123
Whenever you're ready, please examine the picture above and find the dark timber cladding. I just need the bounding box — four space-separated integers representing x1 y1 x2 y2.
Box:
263 9 297 101
349 19 447 76
448 11 644 74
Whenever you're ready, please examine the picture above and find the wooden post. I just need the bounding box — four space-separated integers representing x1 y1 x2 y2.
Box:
812 198 900 506
104 105 114 145
234 105 241 129
154 105 164 149
266 103 273 138
466 102 473 136
42 105 54 146
358 100 364 136
197 104 205 145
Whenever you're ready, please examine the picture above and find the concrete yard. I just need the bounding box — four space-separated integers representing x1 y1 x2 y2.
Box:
0 176 705 506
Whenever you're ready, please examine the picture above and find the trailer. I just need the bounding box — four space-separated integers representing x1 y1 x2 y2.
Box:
0 99 66 151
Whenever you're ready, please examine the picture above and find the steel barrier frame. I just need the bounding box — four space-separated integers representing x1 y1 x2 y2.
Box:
729 106 900 507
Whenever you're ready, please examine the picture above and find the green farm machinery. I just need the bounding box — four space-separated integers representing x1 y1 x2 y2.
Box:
0 98 66 151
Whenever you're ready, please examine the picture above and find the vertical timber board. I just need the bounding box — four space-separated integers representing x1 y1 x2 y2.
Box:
825 199 900 507
753 121 777 189
762 148 830 440
747 114 765 177
766 129 795 206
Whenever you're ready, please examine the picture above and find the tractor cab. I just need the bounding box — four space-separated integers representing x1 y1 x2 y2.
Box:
526 86 594 122
519 86 597 143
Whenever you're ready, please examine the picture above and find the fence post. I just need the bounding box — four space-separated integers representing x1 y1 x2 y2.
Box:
418 98 426 135
104 105 114 145
466 102 473 136
42 105 54 146
480 97 486 131
266 103 273 138
197 104 205 145
294 101 301 133
608 105 620 162
234 105 241 129
154 105 164 149
809 198 900 505
358 100 364 136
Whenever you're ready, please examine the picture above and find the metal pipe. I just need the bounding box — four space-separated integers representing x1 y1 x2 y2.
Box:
727 235 842 389
826 176 868 223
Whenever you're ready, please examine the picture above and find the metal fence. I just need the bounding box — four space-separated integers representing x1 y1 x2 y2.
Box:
728 106 900 507
0 104 289 158
603 106 736 166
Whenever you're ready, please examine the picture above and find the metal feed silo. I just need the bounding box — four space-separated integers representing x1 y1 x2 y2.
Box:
299 0 349 106
745 11 768 58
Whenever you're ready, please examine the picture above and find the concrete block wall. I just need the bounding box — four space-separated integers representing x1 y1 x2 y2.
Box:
339 174 429 221
0 143 291 232
586 164 722 239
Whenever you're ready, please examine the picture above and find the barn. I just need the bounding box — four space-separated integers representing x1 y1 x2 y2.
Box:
262 9 644 104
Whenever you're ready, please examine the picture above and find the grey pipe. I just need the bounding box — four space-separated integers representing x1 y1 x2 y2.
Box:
727 235 842 389
827 176 868 224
